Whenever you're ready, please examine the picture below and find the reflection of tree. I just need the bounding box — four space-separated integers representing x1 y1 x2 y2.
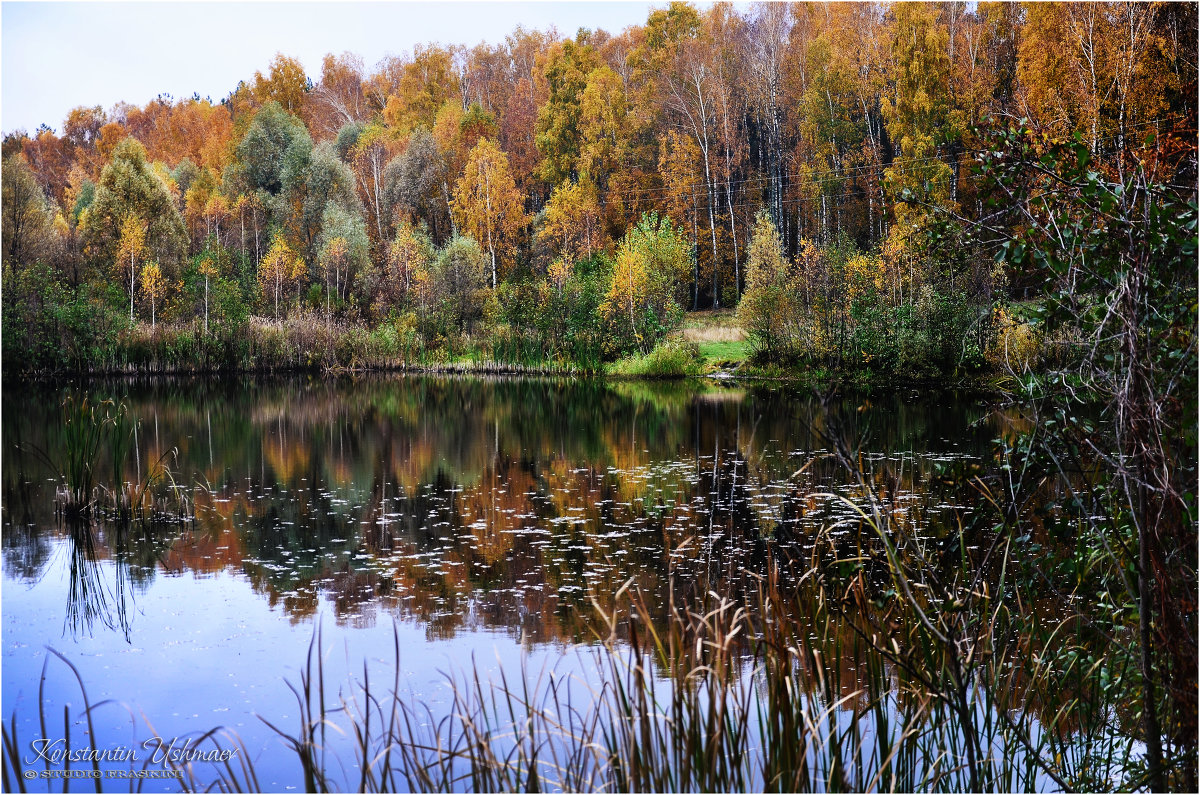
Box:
2 374 1124 743
5 376 1010 649
2 481 53 581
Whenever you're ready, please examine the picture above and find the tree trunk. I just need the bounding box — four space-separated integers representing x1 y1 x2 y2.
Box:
1139 483 1165 792
727 188 739 302
484 166 497 288
700 146 720 309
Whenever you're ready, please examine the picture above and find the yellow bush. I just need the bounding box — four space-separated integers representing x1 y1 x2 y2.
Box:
987 306 1042 372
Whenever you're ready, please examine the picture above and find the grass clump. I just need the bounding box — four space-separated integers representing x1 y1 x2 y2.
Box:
23 394 192 525
608 338 705 378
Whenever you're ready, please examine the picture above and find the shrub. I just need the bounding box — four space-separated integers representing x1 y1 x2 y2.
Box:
1 263 124 373
601 213 691 356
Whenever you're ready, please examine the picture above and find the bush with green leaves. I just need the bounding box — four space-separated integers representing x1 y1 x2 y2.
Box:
609 336 704 378
740 209 993 374
601 213 692 357
970 124 1198 788
419 235 489 341
2 263 123 373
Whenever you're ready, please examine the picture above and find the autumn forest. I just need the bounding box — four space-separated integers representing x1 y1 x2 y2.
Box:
2 1 1195 377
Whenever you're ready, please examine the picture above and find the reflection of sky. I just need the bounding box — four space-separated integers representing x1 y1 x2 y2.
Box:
3 543 604 791
1 536 1091 792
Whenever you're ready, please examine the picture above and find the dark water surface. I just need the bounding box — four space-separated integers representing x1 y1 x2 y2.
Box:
2 375 1004 790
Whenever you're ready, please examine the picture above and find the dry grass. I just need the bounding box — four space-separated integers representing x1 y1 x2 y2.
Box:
683 309 743 336
683 310 746 344
683 325 746 343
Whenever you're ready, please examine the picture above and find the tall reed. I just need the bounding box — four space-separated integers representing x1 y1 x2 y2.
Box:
3 545 1134 793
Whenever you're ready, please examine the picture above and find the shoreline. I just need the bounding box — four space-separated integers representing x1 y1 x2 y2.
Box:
4 359 1010 397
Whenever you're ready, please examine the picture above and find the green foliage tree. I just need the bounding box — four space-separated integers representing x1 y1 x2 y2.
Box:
421 235 488 337
384 127 452 241
171 157 200 198
2 155 54 268
334 121 364 161
82 138 187 280
976 127 1198 788
234 101 310 199
185 242 247 335
286 141 363 270
534 252 608 367
536 33 601 185
318 201 371 308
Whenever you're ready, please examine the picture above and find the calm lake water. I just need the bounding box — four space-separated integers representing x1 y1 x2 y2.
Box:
2 375 1007 791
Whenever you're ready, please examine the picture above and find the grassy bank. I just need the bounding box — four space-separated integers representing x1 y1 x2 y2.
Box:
683 309 751 369
4 309 1018 396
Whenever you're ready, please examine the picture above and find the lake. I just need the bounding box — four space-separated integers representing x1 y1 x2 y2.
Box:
2 375 1062 791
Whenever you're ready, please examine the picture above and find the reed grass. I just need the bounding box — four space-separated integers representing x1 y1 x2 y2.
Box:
608 338 706 379
60 317 595 376
28 395 194 524
1 547 1139 793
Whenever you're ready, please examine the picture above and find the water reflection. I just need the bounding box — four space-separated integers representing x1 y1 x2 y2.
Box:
33 516 174 641
3 376 996 649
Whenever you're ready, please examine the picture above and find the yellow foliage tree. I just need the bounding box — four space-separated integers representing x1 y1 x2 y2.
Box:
197 252 220 334
203 193 229 241
116 215 147 323
252 54 309 116
452 138 525 288
258 234 305 319
140 261 166 329
601 212 692 354
385 220 431 307
881 2 955 229
578 66 632 189
537 178 605 265
738 211 795 358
